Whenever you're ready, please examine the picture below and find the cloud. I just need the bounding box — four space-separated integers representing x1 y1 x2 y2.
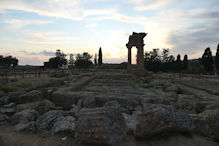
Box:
167 21 219 58
0 0 117 21
190 10 219 19
1 0 219 64
94 13 152 24
1 19 53 30
19 30 79 45
18 50 55 56
83 9 117 17
39 50 55 56
18 50 78 57
85 23 98 28
127 0 172 11
0 0 82 20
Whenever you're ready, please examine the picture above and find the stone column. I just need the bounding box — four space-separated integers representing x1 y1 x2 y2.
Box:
136 44 144 70
127 46 132 70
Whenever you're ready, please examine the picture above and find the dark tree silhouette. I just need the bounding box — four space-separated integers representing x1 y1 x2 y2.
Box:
144 49 161 72
44 49 67 68
161 49 170 63
183 54 188 70
160 49 175 71
144 48 177 72
175 54 182 71
216 44 219 73
201 47 214 74
75 52 93 68
98 47 102 66
0 55 18 68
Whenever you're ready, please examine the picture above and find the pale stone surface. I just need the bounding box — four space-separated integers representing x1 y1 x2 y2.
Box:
15 121 37 133
16 99 57 114
16 90 43 104
192 109 219 140
122 113 138 134
82 96 96 108
51 116 75 134
36 110 64 130
75 106 127 144
135 104 194 138
10 109 39 125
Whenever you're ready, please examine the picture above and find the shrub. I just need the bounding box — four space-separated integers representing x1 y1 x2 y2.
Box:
19 81 32 88
75 60 93 68
139 83 154 88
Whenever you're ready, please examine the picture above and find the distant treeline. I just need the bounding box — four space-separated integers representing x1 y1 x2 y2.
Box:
2 44 218 75
44 48 103 69
144 48 188 72
42 44 219 75
144 44 219 75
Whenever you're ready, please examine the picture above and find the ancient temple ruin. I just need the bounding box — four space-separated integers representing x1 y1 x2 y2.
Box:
126 32 147 70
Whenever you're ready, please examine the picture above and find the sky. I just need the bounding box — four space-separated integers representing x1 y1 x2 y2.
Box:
0 0 219 65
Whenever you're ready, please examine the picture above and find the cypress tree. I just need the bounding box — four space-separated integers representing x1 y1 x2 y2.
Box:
216 44 219 73
201 47 214 74
183 54 188 70
98 47 102 66
176 54 182 71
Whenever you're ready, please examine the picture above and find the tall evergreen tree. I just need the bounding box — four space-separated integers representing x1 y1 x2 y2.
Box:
175 54 182 71
216 44 219 73
201 47 214 74
98 47 102 66
183 54 188 70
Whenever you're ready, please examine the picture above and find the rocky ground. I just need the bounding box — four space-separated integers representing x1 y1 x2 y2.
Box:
0 69 219 146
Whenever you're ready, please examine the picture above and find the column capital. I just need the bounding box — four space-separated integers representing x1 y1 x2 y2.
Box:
126 44 132 49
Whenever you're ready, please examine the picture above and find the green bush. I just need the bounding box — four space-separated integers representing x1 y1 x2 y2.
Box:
19 81 32 88
139 83 154 88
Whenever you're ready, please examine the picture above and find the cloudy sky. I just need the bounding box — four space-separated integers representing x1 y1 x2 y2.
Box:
0 0 219 65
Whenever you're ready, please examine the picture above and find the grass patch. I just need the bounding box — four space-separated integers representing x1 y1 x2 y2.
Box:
0 84 17 93
19 81 32 88
139 83 154 88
